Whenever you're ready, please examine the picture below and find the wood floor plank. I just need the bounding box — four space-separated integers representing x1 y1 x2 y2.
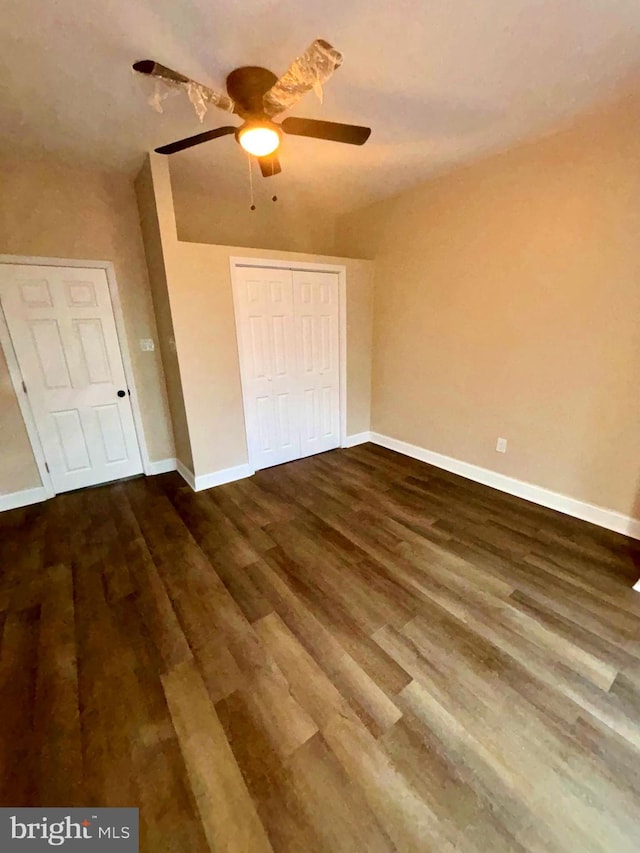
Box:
239 657 319 761
73 552 141 808
323 710 459 851
161 659 273 853
216 689 321 851
0 605 40 806
109 594 210 853
262 545 412 697
381 713 529 853
282 732 395 852
253 611 354 729
248 556 404 736
399 678 640 853
33 563 82 806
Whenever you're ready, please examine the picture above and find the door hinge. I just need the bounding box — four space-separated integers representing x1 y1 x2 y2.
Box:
45 462 50 473
21 380 27 394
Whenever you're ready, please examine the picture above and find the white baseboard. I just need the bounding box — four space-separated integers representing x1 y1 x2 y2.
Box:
195 463 254 491
176 460 196 490
368 432 640 542
145 457 177 476
1 458 179 513
343 431 372 448
0 485 51 512
176 460 254 492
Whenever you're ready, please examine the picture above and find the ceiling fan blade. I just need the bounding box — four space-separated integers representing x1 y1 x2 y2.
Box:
258 154 282 177
133 59 236 115
263 40 343 117
134 59 191 84
281 117 371 145
155 126 236 155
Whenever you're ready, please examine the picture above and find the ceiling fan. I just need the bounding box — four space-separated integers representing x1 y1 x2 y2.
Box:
133 39 371 177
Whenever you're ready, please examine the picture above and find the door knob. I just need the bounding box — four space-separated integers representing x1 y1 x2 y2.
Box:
117 389 126 398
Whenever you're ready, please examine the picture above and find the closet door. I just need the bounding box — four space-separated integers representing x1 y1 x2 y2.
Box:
293 271 341 458
234 267 301 470
234 265 341 471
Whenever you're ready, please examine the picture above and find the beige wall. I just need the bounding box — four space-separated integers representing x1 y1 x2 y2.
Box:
0 347 39 492
0 156 174 495
172 178 337 256
135 160 193 471
146 154 374 478
336 93 640 518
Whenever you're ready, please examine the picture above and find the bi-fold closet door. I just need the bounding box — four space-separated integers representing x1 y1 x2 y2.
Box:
234 266 341 471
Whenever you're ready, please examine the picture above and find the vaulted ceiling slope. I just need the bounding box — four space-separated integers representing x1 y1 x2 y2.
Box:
3 0 640 214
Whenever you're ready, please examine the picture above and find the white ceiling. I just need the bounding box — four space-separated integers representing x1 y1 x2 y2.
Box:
3 0 640 214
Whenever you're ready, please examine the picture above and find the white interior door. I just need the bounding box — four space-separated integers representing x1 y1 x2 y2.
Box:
293 270 341 459
234 266 341 471
0 264 143 493
235 267 302 470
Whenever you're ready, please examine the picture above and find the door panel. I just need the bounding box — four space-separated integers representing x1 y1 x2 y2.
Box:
0 264 143 493
95 404 129 462
235 266 341 471
52 409 92 471
236 267 301 470
74 318 112 384
30 319 72 388
66 280 98 307
272 316 287 375
276 393 292 445
293 270 340 459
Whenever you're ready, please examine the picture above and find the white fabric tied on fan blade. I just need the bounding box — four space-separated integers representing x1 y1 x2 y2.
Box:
132 71 181 114
149 80 169 113
263 39 343 116
168 78 235 121
186 82 209 121
134 65 236 120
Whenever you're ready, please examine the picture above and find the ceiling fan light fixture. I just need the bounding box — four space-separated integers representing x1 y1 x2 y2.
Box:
136 43 371 170
238 123 281 157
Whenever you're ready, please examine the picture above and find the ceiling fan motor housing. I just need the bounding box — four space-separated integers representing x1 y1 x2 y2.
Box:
226 66 278 118
227 67 283 158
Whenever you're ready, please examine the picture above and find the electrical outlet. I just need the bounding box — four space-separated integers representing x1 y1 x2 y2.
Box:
139 338 155 352
496 437 507 453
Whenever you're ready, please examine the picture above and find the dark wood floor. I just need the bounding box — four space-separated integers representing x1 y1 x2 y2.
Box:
1 444 640 851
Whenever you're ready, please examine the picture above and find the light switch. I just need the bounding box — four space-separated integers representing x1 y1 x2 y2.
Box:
140 338 155 352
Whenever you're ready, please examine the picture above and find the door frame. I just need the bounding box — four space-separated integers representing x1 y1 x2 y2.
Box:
0 255 151 496
229 257 348 471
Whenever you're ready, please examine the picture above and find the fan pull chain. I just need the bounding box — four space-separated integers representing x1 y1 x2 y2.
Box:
247 153 256 210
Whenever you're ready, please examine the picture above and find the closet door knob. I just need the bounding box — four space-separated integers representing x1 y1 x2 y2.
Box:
117 389 126 398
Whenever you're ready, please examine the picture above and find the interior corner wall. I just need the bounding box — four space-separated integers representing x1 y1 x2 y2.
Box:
0 155 175 497
135 160 193 472
336 92 640 520
143 153 374 480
